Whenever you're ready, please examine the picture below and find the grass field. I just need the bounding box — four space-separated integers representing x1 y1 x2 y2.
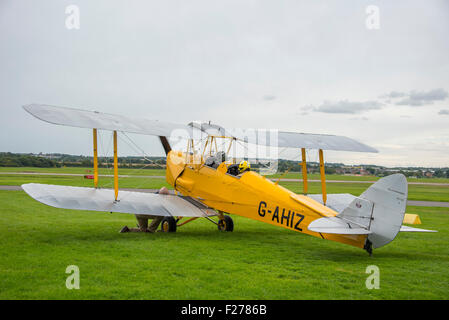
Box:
0 174 171 190
0 166 167 176
2 166 449 183
268 172 449 183
279 181 449 202
0 168 448 299
1 168 448 202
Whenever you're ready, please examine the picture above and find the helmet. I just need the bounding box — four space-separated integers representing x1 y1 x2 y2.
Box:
238 160 250 173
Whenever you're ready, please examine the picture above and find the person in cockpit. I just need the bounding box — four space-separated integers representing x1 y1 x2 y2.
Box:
227 160 251 176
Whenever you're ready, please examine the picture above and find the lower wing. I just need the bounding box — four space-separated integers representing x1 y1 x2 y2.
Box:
22 183 217 217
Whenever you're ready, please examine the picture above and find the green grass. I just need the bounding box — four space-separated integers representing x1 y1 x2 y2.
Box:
0 168 448 299
2 166 449 182
268 172 379 181
0 189 448 300
267 172 449 183
1 168 448 202
279 182 449 202
0 166 166 176
0 174 171 190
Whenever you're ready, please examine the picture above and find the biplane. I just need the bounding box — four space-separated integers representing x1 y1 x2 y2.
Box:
21 104 436 255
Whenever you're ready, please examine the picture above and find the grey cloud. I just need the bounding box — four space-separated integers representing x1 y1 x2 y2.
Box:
305 88 448 115
395 88 448 106
395 98 426 106
263 95 276 101
301 105 315 111
409 88 448 101
311 100 383 114
381 91 407 99
350 116 369 121
438 109 449 115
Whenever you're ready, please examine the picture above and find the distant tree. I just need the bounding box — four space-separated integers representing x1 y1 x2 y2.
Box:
434 169 444 178
325 167 336 174
80 159 92 167
0 153 58 168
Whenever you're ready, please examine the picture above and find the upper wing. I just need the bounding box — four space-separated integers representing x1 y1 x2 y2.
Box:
22 183 217 217
234 130 378 153
24 104 377 153
23 104 194 139
276 131 378 152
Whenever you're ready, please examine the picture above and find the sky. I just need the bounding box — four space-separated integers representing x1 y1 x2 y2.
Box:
1 0 448 167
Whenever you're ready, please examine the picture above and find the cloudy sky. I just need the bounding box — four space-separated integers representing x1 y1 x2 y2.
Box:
1 0 448 167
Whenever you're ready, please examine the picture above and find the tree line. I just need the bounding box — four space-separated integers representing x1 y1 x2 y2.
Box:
0 153 60 168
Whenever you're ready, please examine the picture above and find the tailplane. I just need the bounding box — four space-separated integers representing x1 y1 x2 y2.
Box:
308 174 436 253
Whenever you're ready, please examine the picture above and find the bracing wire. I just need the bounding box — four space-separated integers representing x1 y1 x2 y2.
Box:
114 132 172 200
121 132 154 163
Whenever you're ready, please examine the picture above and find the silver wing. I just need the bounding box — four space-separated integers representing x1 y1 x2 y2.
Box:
23 104 194 139
232 130 377 153
22 183 217 217
24 104 377 153
276 131 378 152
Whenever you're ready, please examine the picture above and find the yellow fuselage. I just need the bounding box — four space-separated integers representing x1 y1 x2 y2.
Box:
166 151 367 249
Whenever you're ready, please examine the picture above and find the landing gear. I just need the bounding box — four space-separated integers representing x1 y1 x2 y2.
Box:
364 239 373 256
159 214 234 232
218 215 234 232
119 226 130 233
160 217 177 232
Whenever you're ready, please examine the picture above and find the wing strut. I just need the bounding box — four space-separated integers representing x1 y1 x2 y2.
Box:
319 149 327 205
159 136 172 155
113 131 119 201
93 129 99 188
301 148 308 195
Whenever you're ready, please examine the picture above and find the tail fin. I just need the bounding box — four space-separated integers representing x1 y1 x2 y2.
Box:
358 173 408 249
308 174 437 252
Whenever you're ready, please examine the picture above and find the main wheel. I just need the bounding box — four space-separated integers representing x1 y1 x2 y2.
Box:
218 215 234 232
160 217 177 232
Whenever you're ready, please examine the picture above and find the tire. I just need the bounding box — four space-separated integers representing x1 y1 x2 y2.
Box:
160 217 177 232
218 215 234 232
